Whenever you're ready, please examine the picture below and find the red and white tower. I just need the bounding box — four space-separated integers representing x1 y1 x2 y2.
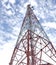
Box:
9 5 56 65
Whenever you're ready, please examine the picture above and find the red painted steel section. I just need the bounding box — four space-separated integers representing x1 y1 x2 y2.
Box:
9 4 56 65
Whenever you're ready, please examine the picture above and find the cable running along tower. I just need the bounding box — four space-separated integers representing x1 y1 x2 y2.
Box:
9 5 56 65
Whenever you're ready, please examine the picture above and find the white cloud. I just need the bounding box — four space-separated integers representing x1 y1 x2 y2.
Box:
0 41 15 65
2 0 8 3
29 0 37 6
40 11 45 19
9 0 15 4
50 10 56 16
42 22 56 29
0 21 20 65
12 26 20 36
1 1 15 16
6 10 12 15
0 26 18 65
2 2 11 9
24 2 30 8
50 10 56 20
19 6 26 15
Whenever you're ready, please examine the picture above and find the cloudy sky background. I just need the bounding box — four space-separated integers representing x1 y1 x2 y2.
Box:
0 0 56 65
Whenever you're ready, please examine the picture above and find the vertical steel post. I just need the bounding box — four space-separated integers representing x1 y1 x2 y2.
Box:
27 30 30 65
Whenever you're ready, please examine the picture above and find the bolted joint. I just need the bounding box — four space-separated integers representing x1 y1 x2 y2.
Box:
40 49 42 51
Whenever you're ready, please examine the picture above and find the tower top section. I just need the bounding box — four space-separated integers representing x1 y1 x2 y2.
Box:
26 4 33 16
18 4 49 42
27 4 31 8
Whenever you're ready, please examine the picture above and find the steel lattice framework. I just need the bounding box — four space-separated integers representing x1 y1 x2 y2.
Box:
9 5 56 65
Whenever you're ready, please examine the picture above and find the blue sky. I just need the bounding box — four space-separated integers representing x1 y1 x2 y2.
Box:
0 0 56 65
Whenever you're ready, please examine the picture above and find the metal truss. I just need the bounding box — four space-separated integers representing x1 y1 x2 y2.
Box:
9 4 56 65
